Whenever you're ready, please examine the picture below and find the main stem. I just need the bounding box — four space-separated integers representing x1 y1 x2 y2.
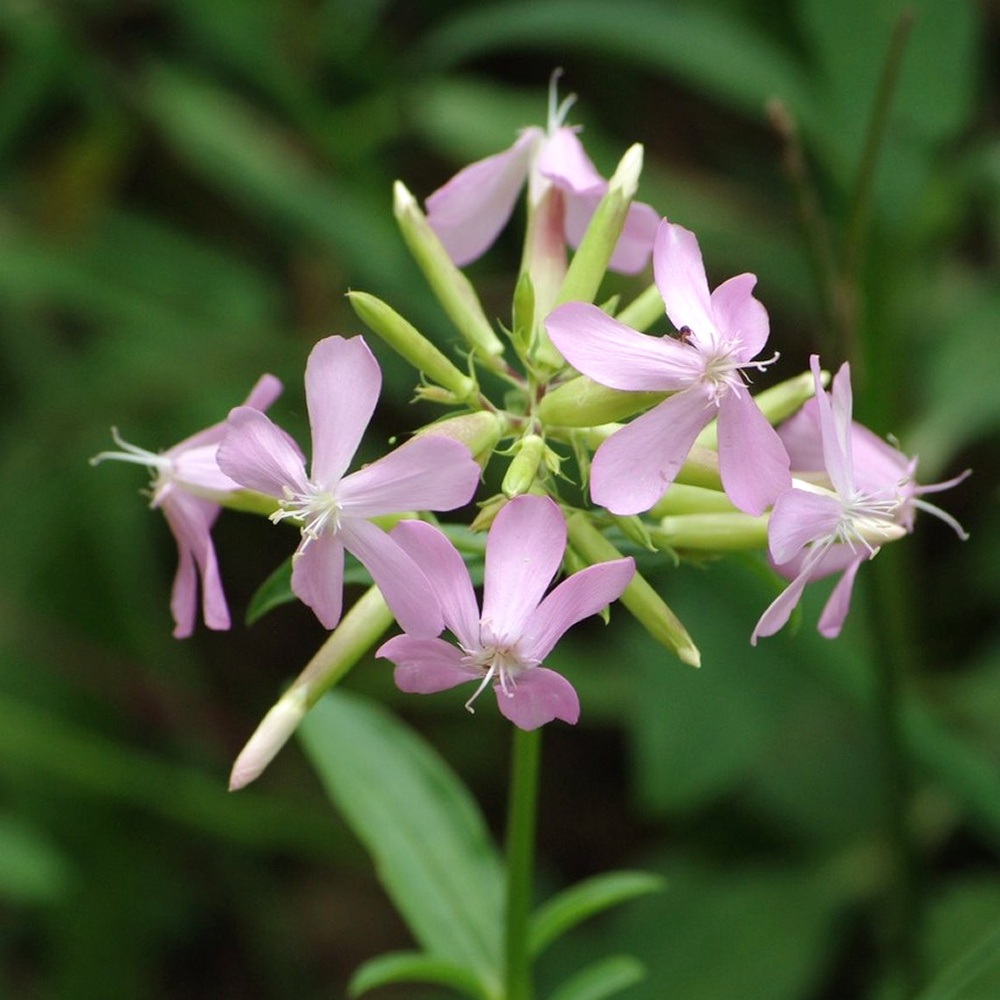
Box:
504 726 542 1000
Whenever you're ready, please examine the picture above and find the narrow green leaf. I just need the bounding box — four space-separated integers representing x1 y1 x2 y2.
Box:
245 556 294 625
349 950 491 999
530 870 666 957
298 690 504 991
546 956 646 1000
0 814 71 905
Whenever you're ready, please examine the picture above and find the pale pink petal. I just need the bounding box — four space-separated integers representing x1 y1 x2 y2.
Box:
537 127 604 194
305 336 380 486
716 389 791 515
817 558 864 638
849 421 913 497
340 517 443 638
496 668 580 729
171 442 240 495
811 356 854 498
390 520 481 648
425 129 539 266
771 542 861 583
545 302 703 390
590 387 713 515
777 399 825 473
751 565 813 644
482 495 565 643
291 531 345 630
217 406 308 498
653 221 716 346
523 557 635 661
161 491 230 637
338 436 479 518
710 273 769 360
169 373 283 456
767 489 843 565
378 635 477 693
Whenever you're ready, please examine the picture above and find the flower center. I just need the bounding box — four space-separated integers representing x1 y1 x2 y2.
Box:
682 330 779 406
460 631 539 714
270 483 342 548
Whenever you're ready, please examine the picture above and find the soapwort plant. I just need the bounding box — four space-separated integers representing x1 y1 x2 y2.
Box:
93 81 968 1000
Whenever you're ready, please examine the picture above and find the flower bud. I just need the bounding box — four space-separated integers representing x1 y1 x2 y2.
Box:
565 510 700 667
651 513 769 551
555 143 645 308
228 586 394 790
538 375 666 428
393 181 506 368
415 411 505 467
347 290 476 402
502 434 546 497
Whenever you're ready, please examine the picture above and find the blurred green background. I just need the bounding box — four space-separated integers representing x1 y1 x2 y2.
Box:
1 0 998 997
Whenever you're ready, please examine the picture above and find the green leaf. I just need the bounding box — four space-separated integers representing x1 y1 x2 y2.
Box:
349 950 491 999
530 871 666 957
546 956 646 1000
298 690 504 992
0 813 71 905
245 556 294 625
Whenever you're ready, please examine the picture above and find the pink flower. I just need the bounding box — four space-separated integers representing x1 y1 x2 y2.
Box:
545 221 791 516
376 495 635 730
217 336 480 636
91 374 283 638
751 355 967 643
424 96 658 274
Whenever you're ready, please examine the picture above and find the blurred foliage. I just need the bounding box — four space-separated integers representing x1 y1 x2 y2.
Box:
0 0 997 997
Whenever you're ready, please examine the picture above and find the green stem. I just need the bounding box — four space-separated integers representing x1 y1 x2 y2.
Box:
504 726 542 1000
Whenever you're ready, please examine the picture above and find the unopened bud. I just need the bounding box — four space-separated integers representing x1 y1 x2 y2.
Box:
347 290 476 402
393 182 506 368
502 434 546 497
555 143 645 308
565 511 700 667
539 375 665 428
415 411 505 467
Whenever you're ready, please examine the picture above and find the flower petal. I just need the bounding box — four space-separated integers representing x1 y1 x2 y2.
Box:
425 129 539 266
496 668 580 730
717 389 791 515
653 221 716 345
710 273 769 359
590 388 713 515
537 127 605 194
338 436 479 518
545 302 701 391
217 406 308 498
169 373 283 456
291 531 345 630
390 520 481 649
306 336 380 486
751 565 812 644
161 491 230 637
767 488 843 565
378 635 477 693
523 557 635 661
482 495 565 643
817 557 864 639
812 356 855 498
340 517 443 638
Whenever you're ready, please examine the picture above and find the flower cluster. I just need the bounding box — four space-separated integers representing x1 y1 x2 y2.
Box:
94 86 968 786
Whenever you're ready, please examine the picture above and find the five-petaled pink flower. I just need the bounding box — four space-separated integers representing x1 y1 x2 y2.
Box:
91 374 283 638
546 220 791 516
217 335 480 636
424 91 659 274
752 356 969 642
376 494 635 730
